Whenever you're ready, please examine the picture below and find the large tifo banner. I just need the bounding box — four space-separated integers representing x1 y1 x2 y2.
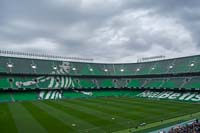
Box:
136 91 200 102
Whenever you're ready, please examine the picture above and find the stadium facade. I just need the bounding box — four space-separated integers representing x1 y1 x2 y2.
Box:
0 53 200 102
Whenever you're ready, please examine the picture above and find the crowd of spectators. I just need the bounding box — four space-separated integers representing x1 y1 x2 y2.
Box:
159 119 200 133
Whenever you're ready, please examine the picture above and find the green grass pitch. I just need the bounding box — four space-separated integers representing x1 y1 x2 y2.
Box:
0 97 200 133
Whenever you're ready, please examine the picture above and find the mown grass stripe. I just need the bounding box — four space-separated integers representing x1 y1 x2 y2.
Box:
8 103 47 133
70 98 169 127
115 112 200 133
1 97 199 133
22 102 75 133
0 103 17 133
64 99 132 121
63 98 200 131
61 98 143 131
85 97 200 116
66 98 141 121
91 98 183 116
112 97 199 109
47 100 124 132
34 101 97 132
57 99 161 131
73 98 158 118
90 97 181 111
99 98 200 121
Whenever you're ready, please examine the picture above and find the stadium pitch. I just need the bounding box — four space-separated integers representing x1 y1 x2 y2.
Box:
0 97 200 133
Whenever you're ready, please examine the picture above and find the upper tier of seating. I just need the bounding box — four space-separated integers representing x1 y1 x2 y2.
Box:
0 55 200 76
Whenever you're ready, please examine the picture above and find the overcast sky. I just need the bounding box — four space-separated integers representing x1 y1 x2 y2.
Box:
0 0 200 63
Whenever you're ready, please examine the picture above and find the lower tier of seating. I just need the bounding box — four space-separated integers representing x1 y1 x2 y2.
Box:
0 90 199 103
0 76 200 90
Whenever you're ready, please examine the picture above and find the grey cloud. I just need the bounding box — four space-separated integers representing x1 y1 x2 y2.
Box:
0 0 200 63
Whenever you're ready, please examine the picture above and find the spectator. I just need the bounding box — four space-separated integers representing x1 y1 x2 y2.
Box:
160 119 200 133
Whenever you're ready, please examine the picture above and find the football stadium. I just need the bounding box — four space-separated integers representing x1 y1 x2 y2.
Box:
1 0 200 133
0 51 200 133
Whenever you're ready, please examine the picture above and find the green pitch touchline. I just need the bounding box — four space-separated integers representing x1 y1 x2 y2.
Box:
114 111 200 133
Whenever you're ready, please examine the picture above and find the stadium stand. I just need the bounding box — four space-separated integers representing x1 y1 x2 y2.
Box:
97 79 116 88
0 54 200 102
11 91 38 101
0 93 12 102
1 55 200 76
167 119 200 133
156 119 200 133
